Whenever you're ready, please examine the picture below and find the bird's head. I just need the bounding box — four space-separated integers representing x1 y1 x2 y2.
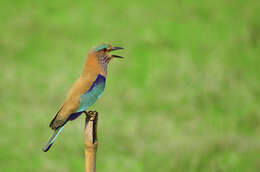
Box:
84 43 124 76
92 43 124 64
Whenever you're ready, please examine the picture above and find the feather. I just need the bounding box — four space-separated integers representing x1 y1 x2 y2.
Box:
42 126 64 152
77 74 106 112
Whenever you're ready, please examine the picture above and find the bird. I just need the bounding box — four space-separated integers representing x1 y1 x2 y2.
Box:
42 43 124 152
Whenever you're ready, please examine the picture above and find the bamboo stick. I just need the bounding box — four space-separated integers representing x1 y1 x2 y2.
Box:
84 111 98 172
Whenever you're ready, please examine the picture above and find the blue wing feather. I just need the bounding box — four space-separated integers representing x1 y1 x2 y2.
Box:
42 74 106 152
76 74 106 112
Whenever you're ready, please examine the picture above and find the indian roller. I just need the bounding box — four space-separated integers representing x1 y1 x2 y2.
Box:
42 43 124 152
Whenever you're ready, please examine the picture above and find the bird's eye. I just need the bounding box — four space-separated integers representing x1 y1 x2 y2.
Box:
102 48 107 52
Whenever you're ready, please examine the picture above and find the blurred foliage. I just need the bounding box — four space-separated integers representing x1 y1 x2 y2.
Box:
0 0 259 171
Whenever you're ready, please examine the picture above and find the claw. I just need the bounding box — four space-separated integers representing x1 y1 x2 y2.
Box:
84 110 97 121
90 111 97 121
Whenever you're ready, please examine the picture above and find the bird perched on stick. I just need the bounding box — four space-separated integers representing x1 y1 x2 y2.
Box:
42 44 124 152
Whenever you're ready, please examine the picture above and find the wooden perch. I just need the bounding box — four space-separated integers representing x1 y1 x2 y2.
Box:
84 111 98 172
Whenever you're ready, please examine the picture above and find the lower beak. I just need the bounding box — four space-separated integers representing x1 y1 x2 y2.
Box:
111 54 124 58
110 46 124 58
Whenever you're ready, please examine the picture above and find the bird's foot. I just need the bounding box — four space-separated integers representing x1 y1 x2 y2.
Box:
84 110 98 121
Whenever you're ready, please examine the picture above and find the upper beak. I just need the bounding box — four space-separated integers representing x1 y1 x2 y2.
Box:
110 46 124 58
110 47 124 51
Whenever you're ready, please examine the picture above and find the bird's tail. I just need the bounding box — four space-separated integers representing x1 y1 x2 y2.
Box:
42 126 65 152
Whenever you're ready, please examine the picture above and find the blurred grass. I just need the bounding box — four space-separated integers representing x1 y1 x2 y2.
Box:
0 0 259 171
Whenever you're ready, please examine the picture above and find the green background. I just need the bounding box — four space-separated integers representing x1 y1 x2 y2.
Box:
0 0 259 171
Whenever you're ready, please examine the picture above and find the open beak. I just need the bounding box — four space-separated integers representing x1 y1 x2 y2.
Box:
110 46 124 58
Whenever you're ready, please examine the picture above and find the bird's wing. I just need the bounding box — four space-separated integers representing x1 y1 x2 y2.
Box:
49 74 105 129
43 74 106 152
77 74 106 112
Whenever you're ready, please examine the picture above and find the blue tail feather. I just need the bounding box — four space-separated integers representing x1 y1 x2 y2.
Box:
42 126 65 152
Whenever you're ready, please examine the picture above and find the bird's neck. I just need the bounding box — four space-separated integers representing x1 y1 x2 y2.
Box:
81 55 107 77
